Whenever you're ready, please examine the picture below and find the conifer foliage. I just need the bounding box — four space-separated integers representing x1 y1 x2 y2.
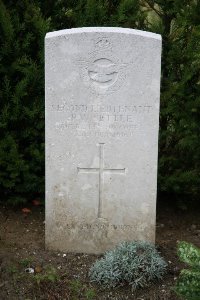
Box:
0 1 50 204
154 0 200 198
0 0 200 204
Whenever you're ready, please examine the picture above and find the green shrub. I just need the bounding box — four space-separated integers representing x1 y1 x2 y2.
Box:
1 1 200 204
89 241 167 290
174 241 200 300
0 0 50 204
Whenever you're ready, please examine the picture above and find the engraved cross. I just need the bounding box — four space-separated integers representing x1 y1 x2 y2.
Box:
77 143 125 218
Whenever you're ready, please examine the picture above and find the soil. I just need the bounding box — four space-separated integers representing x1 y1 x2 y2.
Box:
0 199 199 300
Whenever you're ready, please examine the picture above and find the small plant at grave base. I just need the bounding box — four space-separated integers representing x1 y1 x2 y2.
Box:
7 265 18 274
69 280 83 299
89 241 167 290
84 288 96 300
69 280 96 300
174 241 200 300
33 266 59 285
20 257 33 268
7 264 26 292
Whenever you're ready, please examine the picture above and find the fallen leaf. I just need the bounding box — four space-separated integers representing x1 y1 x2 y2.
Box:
22 208 31 214
32 199 41 206
35 266 42 273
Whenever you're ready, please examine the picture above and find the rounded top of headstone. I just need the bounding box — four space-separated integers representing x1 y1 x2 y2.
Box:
45 27 161 41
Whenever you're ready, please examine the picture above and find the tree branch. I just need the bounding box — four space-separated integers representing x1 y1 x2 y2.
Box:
141 0 163 18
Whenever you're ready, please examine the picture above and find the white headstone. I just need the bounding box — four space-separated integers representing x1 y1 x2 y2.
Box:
45 27 162 254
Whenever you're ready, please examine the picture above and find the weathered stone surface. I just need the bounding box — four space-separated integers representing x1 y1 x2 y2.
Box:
45 27 162 254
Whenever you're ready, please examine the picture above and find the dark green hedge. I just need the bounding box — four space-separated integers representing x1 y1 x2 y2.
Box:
0 0 199 204
0 1 49 204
